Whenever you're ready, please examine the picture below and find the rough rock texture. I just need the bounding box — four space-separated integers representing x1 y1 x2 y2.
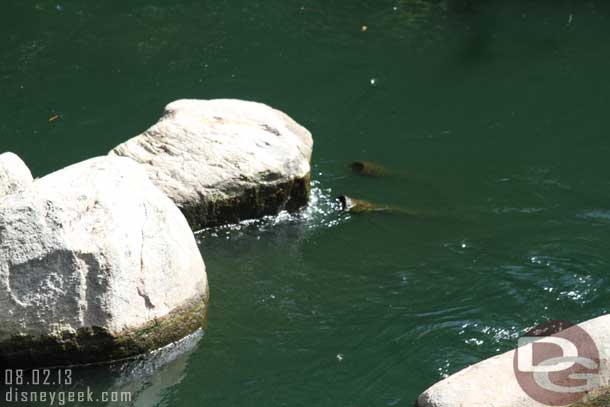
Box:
109 99 313 229
571 392 610 407
0 156 209 367
0 152 33 198
416 315 610 407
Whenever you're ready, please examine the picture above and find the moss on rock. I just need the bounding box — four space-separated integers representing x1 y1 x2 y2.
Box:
181 174 311 229
0 292 209 368
570 391 610 407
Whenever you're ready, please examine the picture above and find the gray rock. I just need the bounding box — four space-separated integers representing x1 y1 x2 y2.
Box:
110 99 313 229
0 152 33 198
0 156 209 367
416 315 610 407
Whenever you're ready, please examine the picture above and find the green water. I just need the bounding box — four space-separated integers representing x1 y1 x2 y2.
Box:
3 0 610 405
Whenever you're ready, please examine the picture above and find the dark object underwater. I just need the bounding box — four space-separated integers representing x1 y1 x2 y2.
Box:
350 161 392 177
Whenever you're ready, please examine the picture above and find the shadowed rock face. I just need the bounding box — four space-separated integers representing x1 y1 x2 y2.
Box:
0 156 209 367
110 99 313 229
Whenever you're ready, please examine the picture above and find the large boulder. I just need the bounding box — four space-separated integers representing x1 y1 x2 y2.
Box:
109 99 313 229
0 156 209 367
416 315 610 407
0 152 33 198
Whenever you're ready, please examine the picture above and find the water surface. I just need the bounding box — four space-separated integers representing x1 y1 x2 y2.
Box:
2 0 610 405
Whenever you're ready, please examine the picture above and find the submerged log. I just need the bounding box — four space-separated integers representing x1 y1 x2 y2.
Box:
336 195 418 215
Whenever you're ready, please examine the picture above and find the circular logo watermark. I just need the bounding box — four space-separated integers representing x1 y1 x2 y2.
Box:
513 320 601 406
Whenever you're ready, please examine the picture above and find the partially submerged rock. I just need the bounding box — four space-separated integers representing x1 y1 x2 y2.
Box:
350 160 392 177
110 99 313 229
0 152 33 198
416 315 610 407
0 156 209 367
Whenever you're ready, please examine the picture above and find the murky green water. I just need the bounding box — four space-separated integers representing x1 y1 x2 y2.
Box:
3 0 610 405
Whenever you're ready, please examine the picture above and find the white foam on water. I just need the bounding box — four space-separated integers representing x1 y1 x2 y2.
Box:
195 180 348 240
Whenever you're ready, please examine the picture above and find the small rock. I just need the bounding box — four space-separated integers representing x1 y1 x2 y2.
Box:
0 152 33 199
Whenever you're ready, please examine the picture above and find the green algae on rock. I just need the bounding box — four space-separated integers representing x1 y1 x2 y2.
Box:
181 174 311 228
0 292 209 368
569 390 610 407
110 99 314 230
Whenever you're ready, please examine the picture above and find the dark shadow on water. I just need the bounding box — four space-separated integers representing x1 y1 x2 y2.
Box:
0 330 203 407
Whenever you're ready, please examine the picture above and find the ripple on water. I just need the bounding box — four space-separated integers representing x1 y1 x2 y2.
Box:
579 209 610 223
526 250 604 305
458 322 521 348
